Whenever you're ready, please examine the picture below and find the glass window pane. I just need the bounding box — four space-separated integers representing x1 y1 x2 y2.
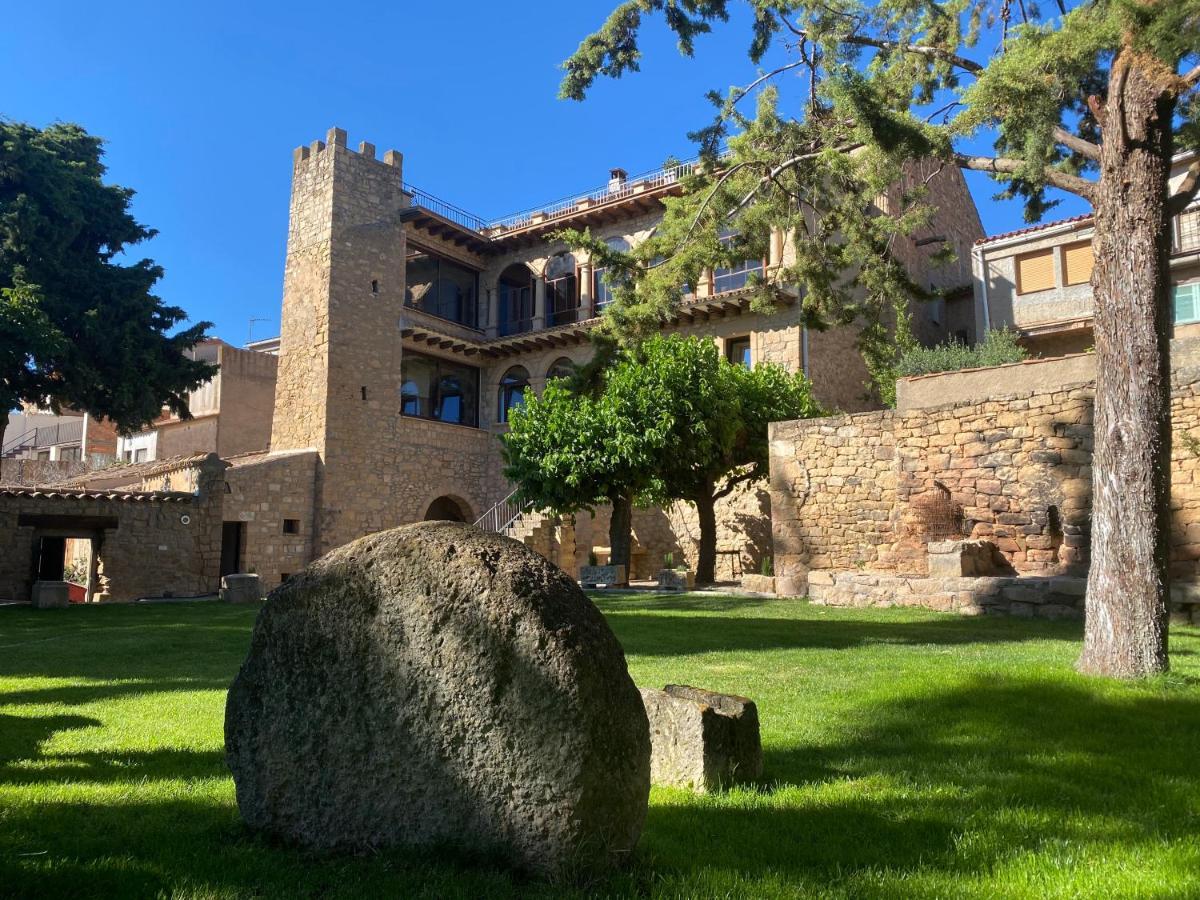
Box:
400 352 478 427
1175 284 1199 325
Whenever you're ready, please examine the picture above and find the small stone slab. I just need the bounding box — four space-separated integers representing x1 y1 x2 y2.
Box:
580 564 626 588
31 581 69 609
220 574 261 604
656 569 694 591
640 684 762 792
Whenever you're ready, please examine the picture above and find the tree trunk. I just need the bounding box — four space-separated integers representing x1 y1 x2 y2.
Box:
608 492 633 582
694 485 717 585
1078 48 1177 678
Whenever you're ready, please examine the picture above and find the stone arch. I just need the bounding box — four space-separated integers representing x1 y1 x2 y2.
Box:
423 494 474 524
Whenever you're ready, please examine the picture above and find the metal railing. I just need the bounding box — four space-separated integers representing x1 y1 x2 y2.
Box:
34 419 83 448
474 488 533 535
402 183 491 232
401 151 726 238
1 429 36 457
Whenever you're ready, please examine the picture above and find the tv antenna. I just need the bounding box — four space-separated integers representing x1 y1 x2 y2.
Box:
247 317 270 345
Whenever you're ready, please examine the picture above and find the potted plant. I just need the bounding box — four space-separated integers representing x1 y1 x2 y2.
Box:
657 550 695 591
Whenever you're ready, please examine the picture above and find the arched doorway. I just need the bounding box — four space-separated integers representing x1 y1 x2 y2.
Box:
424 495 473 523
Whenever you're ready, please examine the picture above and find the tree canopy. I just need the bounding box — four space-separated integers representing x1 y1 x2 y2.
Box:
0 120 216 449
503 335 820 583
560 0 1199 677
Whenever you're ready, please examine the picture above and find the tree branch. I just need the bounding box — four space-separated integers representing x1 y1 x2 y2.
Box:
952 153 1097 201
784 21 985 75
1169 159 1200 217
713 466 762 501
728 60 808 107
1183 63 1200 88
1054 126 1100 160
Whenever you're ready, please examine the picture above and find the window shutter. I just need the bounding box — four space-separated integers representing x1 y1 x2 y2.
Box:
1016 250 1055 294
1175 284 1200 325
1062 241 1094 286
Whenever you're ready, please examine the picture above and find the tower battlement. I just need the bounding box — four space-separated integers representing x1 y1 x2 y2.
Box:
291 127 402 170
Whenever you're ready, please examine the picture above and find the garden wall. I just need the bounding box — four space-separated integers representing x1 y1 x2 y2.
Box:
770 358 1200 602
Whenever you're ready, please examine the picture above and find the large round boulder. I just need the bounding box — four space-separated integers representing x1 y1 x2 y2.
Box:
224 521 650 875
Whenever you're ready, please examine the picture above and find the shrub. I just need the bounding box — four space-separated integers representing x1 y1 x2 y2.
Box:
895 329 1028 379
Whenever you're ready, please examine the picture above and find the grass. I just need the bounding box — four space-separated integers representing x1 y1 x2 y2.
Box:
2 596 1200 899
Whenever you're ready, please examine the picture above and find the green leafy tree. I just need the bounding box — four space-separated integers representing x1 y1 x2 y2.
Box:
1 120 216 452
501 378 660 572
561 0 1200 678
609 335 820 584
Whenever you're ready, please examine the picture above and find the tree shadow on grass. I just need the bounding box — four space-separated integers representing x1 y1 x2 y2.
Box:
644 675 1200 891
603 610 1080 656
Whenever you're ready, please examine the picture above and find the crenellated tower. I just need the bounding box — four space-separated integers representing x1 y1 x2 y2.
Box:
270 127 408 553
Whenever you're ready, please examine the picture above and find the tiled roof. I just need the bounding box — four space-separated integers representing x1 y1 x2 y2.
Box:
975 214 1093 246
0 485 194 502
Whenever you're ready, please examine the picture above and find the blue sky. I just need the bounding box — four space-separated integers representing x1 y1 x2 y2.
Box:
1 1 1090 344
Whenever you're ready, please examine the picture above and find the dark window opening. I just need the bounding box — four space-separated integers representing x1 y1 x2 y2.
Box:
498 365 530 424
371 279 379 295
361 386 368 401
498 264 533 336
283 519 300 535
405 248 479 328
546 357 575 384
546 252 579 327
726 336 752 368
400 351 480 427
592 238 630 314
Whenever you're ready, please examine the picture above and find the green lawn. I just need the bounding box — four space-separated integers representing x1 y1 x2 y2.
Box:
2 597 1200 899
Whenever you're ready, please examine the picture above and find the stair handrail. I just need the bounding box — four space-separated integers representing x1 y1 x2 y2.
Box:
473 487 534 535
1 428 37 456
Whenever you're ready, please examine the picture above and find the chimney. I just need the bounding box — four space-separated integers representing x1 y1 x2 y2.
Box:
608 168 628 193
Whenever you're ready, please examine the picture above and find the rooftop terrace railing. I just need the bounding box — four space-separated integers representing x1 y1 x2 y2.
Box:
402 152 722 238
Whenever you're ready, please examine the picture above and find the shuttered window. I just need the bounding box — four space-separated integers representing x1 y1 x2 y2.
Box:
1016 249 1055 294
1175 283 1200 325
1062 241 1094 286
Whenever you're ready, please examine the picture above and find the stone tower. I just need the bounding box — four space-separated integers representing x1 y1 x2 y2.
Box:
270 127 408 554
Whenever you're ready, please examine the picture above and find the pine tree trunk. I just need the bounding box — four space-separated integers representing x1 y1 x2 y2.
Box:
608 492 633 581
1078 49 1177 678
694 486 717 586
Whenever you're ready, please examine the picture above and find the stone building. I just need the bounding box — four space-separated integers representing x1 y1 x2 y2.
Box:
971 150 1199 357
1 126 982 599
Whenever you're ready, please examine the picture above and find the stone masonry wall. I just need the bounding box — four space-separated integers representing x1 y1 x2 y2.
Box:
224 451 319 588
770 366 1200 598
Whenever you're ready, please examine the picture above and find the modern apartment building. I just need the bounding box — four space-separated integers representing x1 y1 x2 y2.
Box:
971 151 1200 356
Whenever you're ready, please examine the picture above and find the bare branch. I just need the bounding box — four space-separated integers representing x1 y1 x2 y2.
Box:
731 145 863 217
952 153 1097 201
786 21 984 74
1183 63 1200 88
728 60 808 108
713 466 762 501
1054 126 1101 160
1169 159 1200 217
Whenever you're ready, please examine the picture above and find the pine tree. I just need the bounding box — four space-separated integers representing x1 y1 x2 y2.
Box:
1 121 216 452
561 0 1200 678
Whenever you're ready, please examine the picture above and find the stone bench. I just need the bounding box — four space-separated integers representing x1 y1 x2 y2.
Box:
221 574 262 604
640 684 762 792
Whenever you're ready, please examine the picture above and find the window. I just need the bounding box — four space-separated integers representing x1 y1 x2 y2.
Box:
405 249 479 328
726 336 752 368
283 519 300 535
59 446 81 462
134 448 148 463
713 230 764 294
1015 249 1055 294
592 237 630 312
545 253 578 326
1178 205 1200 253
498 264 533 336
1174 283 1200 325
546 357 575 384
498 366 530 424
399 352 480 427
1062 240 1094 286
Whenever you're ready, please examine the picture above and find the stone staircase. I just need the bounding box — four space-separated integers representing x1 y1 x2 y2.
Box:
474 490 567 566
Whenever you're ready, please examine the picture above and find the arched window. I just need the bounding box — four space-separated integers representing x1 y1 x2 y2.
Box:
546 357 575 385
545 252 578 326
592 237 630 313
498 366 530 424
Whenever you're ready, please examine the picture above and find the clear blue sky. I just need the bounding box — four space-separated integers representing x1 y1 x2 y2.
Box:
1 1 1089 344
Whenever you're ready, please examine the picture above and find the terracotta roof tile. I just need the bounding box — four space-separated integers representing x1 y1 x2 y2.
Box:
975 214 1093 246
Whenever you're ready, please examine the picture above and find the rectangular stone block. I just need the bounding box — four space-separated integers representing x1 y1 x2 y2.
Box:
640 685 763 792
579 565 627 588
656 569 695 591
221 574 262 604
31 581 69 609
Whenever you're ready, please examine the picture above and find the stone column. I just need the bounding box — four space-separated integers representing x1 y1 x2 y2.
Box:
485 287 499 338
532 277 546 331
579 264 593 319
